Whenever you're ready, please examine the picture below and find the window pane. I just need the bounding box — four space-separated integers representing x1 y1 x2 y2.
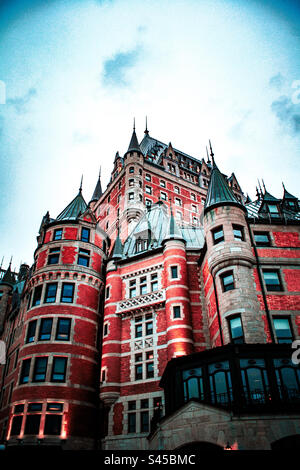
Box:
56 318 71 341
24 414 41 435
229 317 244 343
128 413 136 433
44 415 62 436
61 284 74 303
78 256 89 267
263 271 281 291
141 411 149 432
28 403 42 412
10 416 22 436
33 357 48 382
47 403 63 412
26 320 37 343
274 318 292 343
173 306 181 318
54 229 62 240
20 359 31 384
51 357 67 382
81 228 90 242
135 364 143 380
146 321 153 335
39 318 53 340
44 284 57 303
171 266 178 278
32 286 42 306
146 362 154 378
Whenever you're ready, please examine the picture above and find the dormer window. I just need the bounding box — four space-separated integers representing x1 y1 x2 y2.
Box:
136 238 148 253
268 204 280 217
287 200 297 211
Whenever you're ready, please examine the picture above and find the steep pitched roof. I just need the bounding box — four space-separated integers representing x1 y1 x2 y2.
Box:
111 226 123 260
127 128 141 153
90 173 103 203
204 160 245 214
0 263 16 287
56 190 88 221
121 202 204 259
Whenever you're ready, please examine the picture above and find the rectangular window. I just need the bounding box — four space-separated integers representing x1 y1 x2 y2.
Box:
140 411 149 433
33 357 48 382
26 320 37 343
175 197 182 206
20 359 31 384
56 318 71 341
81 227 90 243
171 266 178 279
24 414 41 435
160 192 167 201
140 277 147 295
229 316 244 344
32 285 42 307
44 415 62 436
10 416 23 436
145 174 151 182
103 323 108 337
174 186 180 194
128 413 136 433
173 306 181 319
263 270 282 292
47 403 63 412
268 204 279 216
14 404 24 413
191 204 197 213
160 180 166 188
51 357 67 382
44 283 57 303
129 167 134 174
135 364 143 381
254 231 271 247
48 247 60 265
128 192 134 200
78 248 90 267
221 271 235 292
212 226 224 244
105 286 110 299
135 324 143 338
274 317 293 343
151 273 158 292
28 403 42 412
61 283 74 303
146 362 154 379
145 199 152 207
39 318 53 340
54 229 62 241
233 224 244 241
129 280 137 299
145 186 152 194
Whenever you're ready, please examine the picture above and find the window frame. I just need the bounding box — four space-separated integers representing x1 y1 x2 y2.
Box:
61 283 75 303
262 269 283 292
220 271 235 292
212 226 224 245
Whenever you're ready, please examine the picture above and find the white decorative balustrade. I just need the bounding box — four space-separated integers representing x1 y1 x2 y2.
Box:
116 290 165 314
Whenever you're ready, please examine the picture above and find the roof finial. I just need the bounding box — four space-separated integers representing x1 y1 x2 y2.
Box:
282 181 286 191
206 146 211 164
79 175 83 193
257 179 263 196
209 139 215 166
133 117 136 132
262 179 266 193
9 256 12 268
144 116 149 135
99 166 101 178
0 256 3 270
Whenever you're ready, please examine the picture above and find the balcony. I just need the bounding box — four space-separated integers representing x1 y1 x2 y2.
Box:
116 290 165 315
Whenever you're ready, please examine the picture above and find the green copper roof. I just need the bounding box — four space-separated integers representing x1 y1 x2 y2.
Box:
56 190 88 221
283 185 297 201
204 160 244 214
111 227 123 260
262 190 280 203
121 202 204 259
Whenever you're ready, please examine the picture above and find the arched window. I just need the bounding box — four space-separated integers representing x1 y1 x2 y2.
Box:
208 361 232 406
240 359 269 404
182 368 204 402
274 359 300 402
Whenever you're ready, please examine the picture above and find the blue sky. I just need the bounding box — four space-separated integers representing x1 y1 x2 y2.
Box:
0 0 299 269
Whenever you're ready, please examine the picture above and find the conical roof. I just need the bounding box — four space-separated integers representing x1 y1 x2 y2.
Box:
1 263 16 287
164 204 184 242
111 227 123 260
127 128 141 153
204 160 245 214
90 174 102 203
56 190 88 221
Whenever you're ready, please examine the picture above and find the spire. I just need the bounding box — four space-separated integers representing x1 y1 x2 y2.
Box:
56 186 88 221
90 167 103 203
206 146 211 164
1 260 16 287
111 221 123 260
209 139 215 166
163 199 184 242
144 116 149 135
204 157 246 215
79 175 83 193
126 119 141 153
